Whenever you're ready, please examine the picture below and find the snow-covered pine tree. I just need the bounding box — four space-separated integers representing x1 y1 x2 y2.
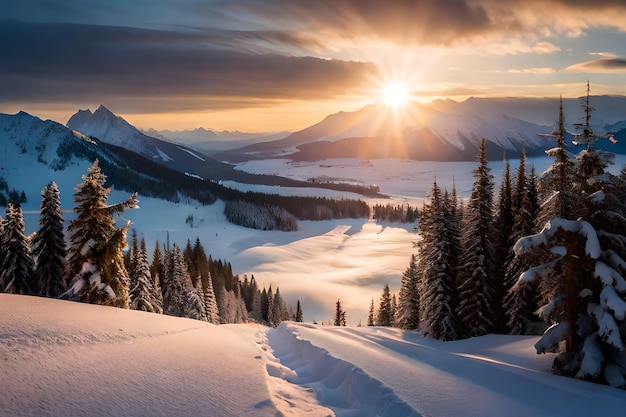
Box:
0 203 35 294
456 139 496 338
395 254 420 330
295 300 303 322
377 284 392 326
65 159 138 308
126 229 139 284
536 96 578 224
130 244 163 314
367 299 375 326
418 181 458 340
204 272 220 324
142 238 162 311
218 287 248 324
184 277 208 322
161 244 187 317
515 86 626 387
31 182 67 298
504 154 541 335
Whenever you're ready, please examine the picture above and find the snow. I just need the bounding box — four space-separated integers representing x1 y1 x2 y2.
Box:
176 145 205 161
3 294 626 417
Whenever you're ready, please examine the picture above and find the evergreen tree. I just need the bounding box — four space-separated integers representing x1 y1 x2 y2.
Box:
184 278 208 321
295 300 303 322
456 139 496 338
334 299 346 326
419 181 458 340
516 86 626 386
259 287 269 324
32 182 67 297
161 244 187 317
0 203 35 294
377 283 392 326
150 240 163 287
266 285 275 326
395 254 420 330
204 272 220 324
537 96 578 224
65 160 138 308
130 245 162 314
492 157 514 331
504 158 541 335
367 298 375 326
272 287 289 325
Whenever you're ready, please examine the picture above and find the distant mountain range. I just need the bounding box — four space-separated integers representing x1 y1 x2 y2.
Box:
2 95 626 208
215 95 626 163
142 127 290 154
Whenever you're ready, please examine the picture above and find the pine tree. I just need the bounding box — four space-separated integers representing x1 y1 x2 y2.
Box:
504 157 541 335
161 244 187 317
419 181 458 340
266 285 275 326
377 284 392 326
334 299 346 326
367 299 375 326
31 182 67 297
150 240 163 287
130 244 162 314
395 254 420 330
537 96 578 224
492 157 514 331
0 203 35 294
456 139 496 338
295 300 304 322
184 278 207 321
65 160 138 308
516 86 626 386
204 272 220 324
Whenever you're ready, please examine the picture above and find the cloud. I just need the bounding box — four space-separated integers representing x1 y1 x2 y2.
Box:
566 57 626 73
508 67 559 74
0 20 375 112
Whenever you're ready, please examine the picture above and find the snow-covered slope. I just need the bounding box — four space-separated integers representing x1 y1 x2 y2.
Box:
0 111 111 205
2 294 626 417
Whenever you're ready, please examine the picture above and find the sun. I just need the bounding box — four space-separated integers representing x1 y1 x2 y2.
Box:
383 82 410 108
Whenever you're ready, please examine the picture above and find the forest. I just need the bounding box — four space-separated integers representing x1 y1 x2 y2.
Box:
0 159 301 328
366 93 626 388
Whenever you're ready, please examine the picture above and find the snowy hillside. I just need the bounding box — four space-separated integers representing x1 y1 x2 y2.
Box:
2 294 626 417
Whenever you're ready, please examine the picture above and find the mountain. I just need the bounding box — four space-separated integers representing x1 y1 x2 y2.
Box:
0 110 224 208
67 105 245 180
142 127 290 154
216 95 626 162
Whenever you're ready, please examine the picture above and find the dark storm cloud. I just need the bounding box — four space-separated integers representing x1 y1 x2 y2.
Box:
0 20 375 110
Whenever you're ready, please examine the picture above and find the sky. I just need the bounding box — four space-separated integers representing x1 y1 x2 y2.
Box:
2 0 626 132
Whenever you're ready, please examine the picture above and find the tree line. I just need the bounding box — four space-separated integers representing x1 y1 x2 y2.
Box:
369 90 626 388
0 159 303 327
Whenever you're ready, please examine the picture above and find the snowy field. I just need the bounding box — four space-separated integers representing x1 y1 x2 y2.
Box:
2 294 626 417
20 155 626 324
